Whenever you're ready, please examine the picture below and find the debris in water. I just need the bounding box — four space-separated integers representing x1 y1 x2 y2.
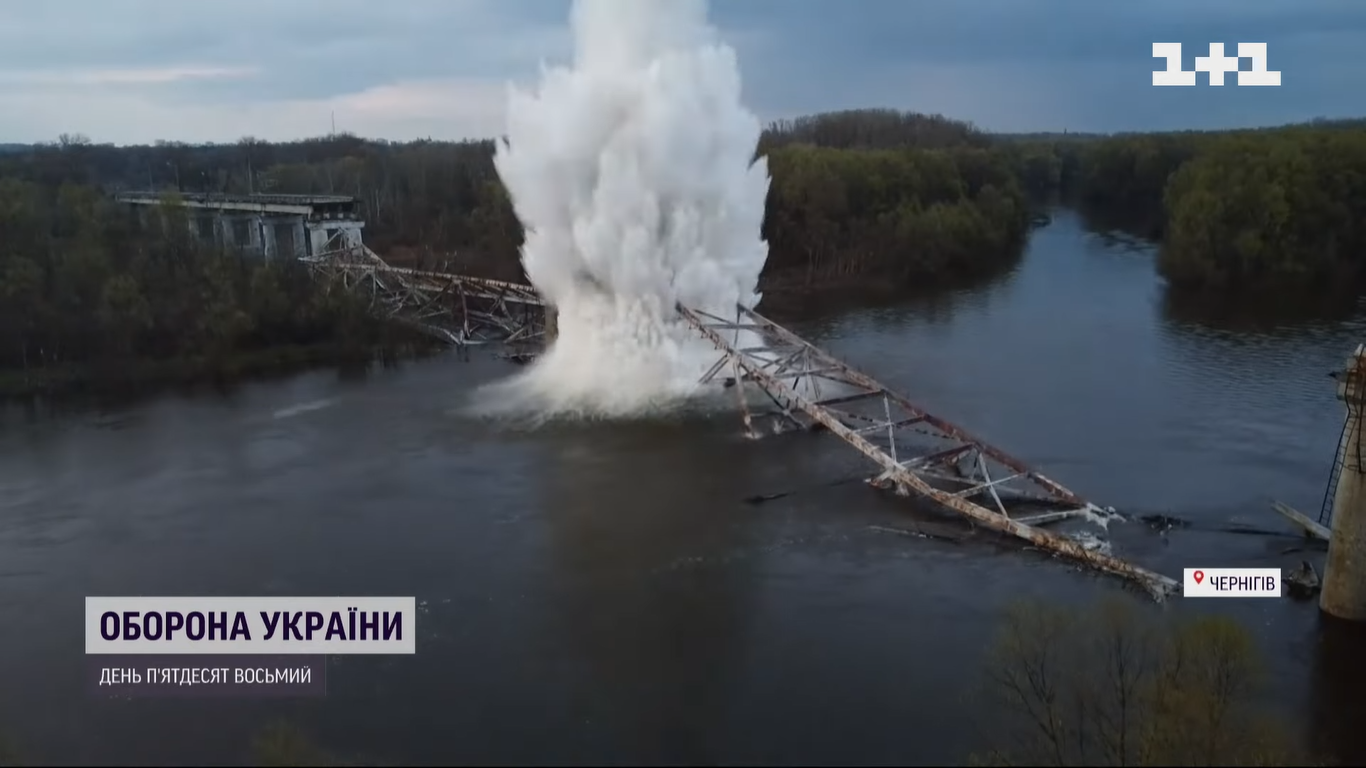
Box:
1067 531 1112 555
867 524 968 544
1141 513 1192 533
1270 500 1332 542
1285 560 1321 599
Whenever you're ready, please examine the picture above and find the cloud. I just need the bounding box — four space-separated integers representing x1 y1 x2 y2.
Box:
721 0 1366 133
0 67 258 87
1 77 510 145
0 0 562 143
0 0 1362 144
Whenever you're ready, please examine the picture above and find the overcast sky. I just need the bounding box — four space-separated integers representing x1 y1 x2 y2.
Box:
0 0 1362 145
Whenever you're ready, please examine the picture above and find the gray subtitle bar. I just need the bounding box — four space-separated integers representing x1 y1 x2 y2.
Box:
88 655 327 697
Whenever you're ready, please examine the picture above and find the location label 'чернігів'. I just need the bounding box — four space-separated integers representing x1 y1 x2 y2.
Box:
1183 568 1282 598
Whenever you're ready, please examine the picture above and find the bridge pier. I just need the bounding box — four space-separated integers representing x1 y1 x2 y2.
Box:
1323 344 1366 622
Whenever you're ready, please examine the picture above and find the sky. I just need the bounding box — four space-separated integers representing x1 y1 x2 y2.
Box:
0 0 1362 145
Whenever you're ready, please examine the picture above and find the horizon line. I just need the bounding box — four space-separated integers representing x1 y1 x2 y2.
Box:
4 112 1362 150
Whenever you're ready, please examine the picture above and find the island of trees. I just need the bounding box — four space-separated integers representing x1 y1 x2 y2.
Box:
1 109 1364 396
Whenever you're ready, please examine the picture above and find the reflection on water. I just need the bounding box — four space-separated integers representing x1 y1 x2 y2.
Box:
540 417 761 763
1310 616 1366 765
758 260 1021 328
1074 203 1164 245
1162 286 1366 336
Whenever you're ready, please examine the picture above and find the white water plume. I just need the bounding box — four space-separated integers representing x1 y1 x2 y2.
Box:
472 0 771 418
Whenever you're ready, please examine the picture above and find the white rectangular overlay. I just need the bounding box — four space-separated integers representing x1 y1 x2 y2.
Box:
1183 568 1281 598
86 596 417 654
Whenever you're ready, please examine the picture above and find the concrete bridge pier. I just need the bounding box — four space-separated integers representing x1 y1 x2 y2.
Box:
1322 343 1366 622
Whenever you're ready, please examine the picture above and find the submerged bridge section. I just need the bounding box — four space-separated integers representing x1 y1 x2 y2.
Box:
680 305 1180 599
311 248 1177 598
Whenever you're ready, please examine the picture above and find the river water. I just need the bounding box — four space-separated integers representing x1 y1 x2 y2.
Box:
2 209 1365 766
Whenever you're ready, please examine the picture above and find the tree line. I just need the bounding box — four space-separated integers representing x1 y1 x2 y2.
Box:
0 179 400 393
754 112 1366 291
7 114 1366 292
1005 120 1366 290
1 109 1364 389
0 111 1036 291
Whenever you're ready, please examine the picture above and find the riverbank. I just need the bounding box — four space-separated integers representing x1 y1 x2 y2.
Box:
1014 123 1366 290
0 341 441 402
755 260 1019 321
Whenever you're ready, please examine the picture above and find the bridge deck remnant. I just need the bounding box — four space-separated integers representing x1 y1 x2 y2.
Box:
117 191 366 260
679 303 1180 600
305 245 546 346
116 191 360 216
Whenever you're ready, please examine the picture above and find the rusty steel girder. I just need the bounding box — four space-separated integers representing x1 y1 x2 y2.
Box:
304 243 1178 598
679 303 1180 600
305 246 547 346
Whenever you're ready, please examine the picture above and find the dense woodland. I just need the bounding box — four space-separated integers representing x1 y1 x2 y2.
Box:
1029 117 1366 289
0 180 397 393
0 108 1364 391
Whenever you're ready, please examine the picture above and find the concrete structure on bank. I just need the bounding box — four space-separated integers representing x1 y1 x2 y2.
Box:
114 191 366 259
117 189 562 347
1323 344 1366 621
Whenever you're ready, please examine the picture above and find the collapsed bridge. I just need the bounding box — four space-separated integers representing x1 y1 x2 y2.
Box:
308 244 1179 599
113 191 1180 598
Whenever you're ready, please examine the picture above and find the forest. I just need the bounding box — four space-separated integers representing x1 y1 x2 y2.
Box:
0 110 1033 394
0 108 1364 394
1012 118 1366 290
0 179 404 396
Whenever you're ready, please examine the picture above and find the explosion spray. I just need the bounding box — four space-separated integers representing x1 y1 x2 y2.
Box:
472 0 771 418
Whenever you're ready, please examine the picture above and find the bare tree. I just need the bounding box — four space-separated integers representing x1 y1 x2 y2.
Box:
970 597 1318 767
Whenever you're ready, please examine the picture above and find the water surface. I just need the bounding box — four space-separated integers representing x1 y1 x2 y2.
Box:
1 209 1363 765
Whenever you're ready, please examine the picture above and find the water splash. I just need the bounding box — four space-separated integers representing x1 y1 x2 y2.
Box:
471 0 771 419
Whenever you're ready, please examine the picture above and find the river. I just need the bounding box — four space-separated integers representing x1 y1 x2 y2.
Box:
1 208 1364 766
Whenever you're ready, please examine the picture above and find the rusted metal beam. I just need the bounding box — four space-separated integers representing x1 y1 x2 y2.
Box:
728 306 1087 507
679 303 1180 600
305 247 548 347
814 391 886 408
308 249 1176 596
